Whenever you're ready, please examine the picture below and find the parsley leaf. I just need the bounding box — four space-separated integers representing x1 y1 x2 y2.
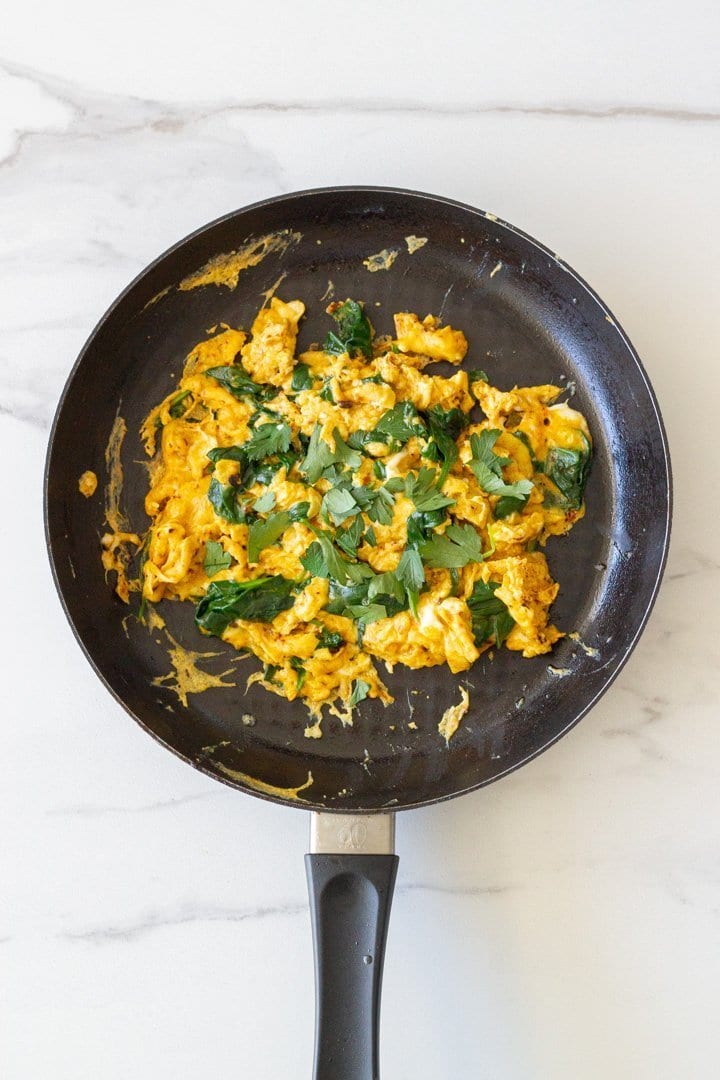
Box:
206 364 278 402
425 405 468 483
247 502 309 564
494 494 529 518
324 299 373 359
468 369 489 385
318 377 335 402
368 572 405 604
396 548 425 593
289 655 307 692
324 578 372 613
468 429 534 508
300 424 335 483
419 523 486 568
335 515 365 558
354 484 395 525
322 487 359 525
404 467 455 512
371 401 426 446
467 580 514 647
347 430 374 451
301 531 370 585
252 490 277 513
208 477 250 524
206 444 247 469
206 446 292 491
195 577 297 634
203 540 232 578
406 507 447 546
348 678 371 706
299 540 326 578
344 604 387 626
332 428 363 470
243 419 292 462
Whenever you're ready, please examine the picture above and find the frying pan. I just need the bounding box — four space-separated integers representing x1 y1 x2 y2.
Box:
45 187 671 1079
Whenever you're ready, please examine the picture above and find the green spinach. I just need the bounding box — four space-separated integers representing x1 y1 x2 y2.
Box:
467 580 514 647
195 576 297 634
206 364 278 402
324 299 373 359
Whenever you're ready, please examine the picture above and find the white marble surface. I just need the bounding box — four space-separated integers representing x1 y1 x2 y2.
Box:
2 3 719 1076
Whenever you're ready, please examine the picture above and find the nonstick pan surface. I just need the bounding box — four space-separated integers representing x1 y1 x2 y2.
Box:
45 187 671 812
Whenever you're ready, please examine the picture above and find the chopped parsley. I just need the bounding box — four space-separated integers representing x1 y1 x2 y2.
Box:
371 401 426 446
252 490 277 513
247 502 309 564
203 540 232 577
424 405 469 483
300 424 336 483
347 679 371 706
322 487 360 526
243 419 292 462
419 523 486 568
404 466 455 513
468 429 533 511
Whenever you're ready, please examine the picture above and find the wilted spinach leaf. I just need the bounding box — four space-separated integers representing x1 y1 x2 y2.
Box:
324 299 373 359
316 628 344 652
169 389 192 418
291 362 314 391
206 364 278 402
195 576 297 634
467 580 514 647
208 478 250 524
542 436 591 510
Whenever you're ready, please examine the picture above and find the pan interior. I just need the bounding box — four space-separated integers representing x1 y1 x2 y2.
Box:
45 189 670 811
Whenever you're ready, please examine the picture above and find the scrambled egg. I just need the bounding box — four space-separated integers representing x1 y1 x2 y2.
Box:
78 470 98 497
119 296 591 735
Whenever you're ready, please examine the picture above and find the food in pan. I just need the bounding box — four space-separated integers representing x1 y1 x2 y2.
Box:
103 296 591 730
78 470 98 497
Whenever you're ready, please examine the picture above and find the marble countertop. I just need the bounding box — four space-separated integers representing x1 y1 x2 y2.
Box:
2 3 719 1077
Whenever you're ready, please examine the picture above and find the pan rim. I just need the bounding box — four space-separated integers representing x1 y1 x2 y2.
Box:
43 185 673 813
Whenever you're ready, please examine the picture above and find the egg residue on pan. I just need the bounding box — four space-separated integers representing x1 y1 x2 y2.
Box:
105 296 591 738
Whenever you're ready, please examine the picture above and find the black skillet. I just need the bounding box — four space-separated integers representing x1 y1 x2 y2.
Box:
45 187 671 1079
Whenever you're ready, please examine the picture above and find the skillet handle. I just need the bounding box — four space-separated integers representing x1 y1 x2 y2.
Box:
305 814 398 1080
